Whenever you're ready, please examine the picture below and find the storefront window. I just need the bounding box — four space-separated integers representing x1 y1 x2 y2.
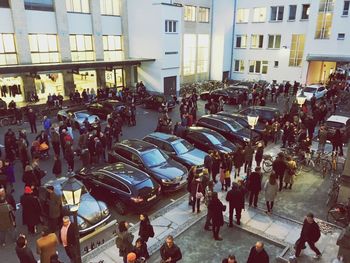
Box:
29 34 60 63
0 33 17 65
73 70 97 93
105 69 124 88
0 77 24 103
34 73 64 101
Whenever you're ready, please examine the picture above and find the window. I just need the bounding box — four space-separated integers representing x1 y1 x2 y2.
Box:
338 33 345 40
236 8 249 23
29 34 59 63
289 34 305 67
251 34 264 48
184 5 196 21
103 35 123 61
66 0 90 13
0 0 10 8
253 7 266 22
69 35 94 61
274 61 279 67
234 60 245 72
24 0 54 11
235 34 247 48
343 1 350 15
249 60 268 74
165 20 178 33
183 34 196 76
0 34 17 65
198 7 210 23
268 35 281 49
197 34 209 73
270 6 284 21
289 5 297 20
315 0 334 39
100 0 120 16
301 4 310 19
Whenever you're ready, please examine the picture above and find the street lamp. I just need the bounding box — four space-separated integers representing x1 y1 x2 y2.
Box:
62 173 83 263
247 108 259 141
296 91 307 126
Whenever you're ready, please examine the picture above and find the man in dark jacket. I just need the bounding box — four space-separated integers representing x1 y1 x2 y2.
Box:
272 153 288 191
160 235 182 263
248 167 262 208
15 234 37 263
59 216 78 262
204 153 213 181
247 241 269 263
226 181 245 226
294 213 322 259
208 192 226 240
27 108 37 134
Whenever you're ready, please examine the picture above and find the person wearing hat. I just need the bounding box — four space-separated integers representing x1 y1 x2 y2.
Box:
20 186 41 234
36 227 58 263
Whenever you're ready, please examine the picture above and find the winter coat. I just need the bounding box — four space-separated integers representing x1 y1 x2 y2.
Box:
264 180 278 202
318 129 328 144
5 164 15 184
248 172 262 192
300 219 321 243
0 201 15 231
208 198 225 226
47 192 62 219
247 246 269 263
255 147 264 164
22 170 39 187
20 193 41 226
36 233 58 263
138 219 154 243
133 242 150 260
15 246 37 263
190 180 203 197
160 243 182 263
115 230 134 257
226 183 245 209
233 150 245 168
52 159 62 175
284 160 296 184
272 158 287 176
244 146 254 162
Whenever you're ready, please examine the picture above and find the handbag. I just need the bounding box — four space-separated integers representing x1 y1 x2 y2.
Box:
39 142 49 151
195 183 203 199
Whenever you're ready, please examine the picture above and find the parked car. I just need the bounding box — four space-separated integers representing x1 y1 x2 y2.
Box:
182 126 237 153
76 163 161 215
239 106 281 124
325 115 350 143
86 100 126 119
216 111 265 134
38 177 111 234
108 139 188 192
57 107 100 130
142 94 176 111
143 132 207 170
296 84 327 101
196 115 261 146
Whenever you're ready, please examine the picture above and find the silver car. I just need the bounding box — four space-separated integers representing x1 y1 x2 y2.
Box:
57 108 100 130
39 177 111 234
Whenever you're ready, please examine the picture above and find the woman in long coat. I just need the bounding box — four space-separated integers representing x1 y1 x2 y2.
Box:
138 214 154 243
208 192 225 241
20 186 41 234
233 147 245 178
264 173 278 215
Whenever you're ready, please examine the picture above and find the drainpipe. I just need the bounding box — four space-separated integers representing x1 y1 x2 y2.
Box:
229 0 237 79
208 0 214 80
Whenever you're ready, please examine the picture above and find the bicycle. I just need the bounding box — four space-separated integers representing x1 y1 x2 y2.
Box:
326 173 341 206
327 197 350 227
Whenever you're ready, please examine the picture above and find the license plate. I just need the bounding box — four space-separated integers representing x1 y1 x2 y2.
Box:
147 195 156 202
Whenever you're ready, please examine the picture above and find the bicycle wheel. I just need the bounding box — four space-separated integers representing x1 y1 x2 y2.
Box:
321 159 332 173
327 204 349 227
262 159 272 173
300 159 313 172
313 157 322 172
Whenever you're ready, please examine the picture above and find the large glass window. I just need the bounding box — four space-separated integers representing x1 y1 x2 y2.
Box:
267 35 281 49
343 1 350 15
183 34 196 76
289 5 297 20
234 60 245 72
184 5 196 21
0 34 17 65
66 0 90 13
235 35 247 48
289 34 305 67
315 0 334 39
29 34 59 63
103 35 123 61
301 4 310 19
270 6 284 21
0 0 10 8
70 35 94 61
100 0 120 16
249 60 268 74
251 34 264 48
236 8 249 23
24 0 54 11
198 7 209 23
253 7 266 22
197 34 209 73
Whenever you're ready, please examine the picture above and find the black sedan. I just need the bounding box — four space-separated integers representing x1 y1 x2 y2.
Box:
182 126 237 153
86 100 126 119
76 163 161 215
143 94 176 111
239 106 281 124
108 139 188 192
196 115 261 146
143 132 207 170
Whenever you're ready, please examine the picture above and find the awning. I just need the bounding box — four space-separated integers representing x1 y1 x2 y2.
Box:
0 58 155 75
306 54 350 63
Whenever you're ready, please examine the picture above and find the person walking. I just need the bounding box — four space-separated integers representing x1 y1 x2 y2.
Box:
255 142 264 167
264 173 278 215
15 234 37 263
160 235 182 263
226 180 245 226
64 143 75 171
293 213 322 259
233 147 244 178
46 186 62 233
20 186 41 234
317 126 328 153
50 126 60 157
212 151 220 183
187 166 197 205
244 143 254 174
138 213 154 243
190 175 203 213
248 167 262 208
59 216 78 263
203 181 215 231
27 108 37 134
247 241 269 263
52 155 62 178
284 156 296 189
116 221 134 263
36 227 58 263
208 192 226 241
272 152 288 191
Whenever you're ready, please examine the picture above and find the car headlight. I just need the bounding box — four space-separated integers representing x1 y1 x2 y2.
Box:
103 208 110 216
161 178 172 184
79 222 87 229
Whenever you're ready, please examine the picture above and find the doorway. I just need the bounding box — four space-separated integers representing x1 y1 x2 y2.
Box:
164 76 177 97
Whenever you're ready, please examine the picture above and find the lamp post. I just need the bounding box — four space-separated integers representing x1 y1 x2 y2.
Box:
62 173 83 263
296 91 307 127
247 108 259 142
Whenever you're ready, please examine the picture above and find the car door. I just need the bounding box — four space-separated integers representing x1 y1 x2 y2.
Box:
188 132 210 152
109 146 133 165
98 173 131 197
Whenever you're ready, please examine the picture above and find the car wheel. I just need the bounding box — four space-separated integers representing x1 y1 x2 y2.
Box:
115 201 127 215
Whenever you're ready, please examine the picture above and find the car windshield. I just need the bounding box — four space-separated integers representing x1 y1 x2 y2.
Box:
141 149 168 167
225 119 244 131
172 140 194 155
326 121 345 129
75 112 89 118
261 111 279 121
303 87 317 93
203 132 225 145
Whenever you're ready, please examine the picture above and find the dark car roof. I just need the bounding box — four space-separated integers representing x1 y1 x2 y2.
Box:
187 126 222 135
119 139 156 153
199 114 241 126
217 111 246 119
246 106 280 112
87 163 151 185
101 100 124 106
145 132 180 143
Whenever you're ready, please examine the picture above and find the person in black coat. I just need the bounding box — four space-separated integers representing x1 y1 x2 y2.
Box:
138 213 154 243
20 186 41 234
226 180 245 226
247 241 269 263
59 216 78 262
332 129 344 156
255 143 264 167
52 155 62 178
204 153 213 181
27 108 37 134
294 213 321 259
222 254 237 263
132 237 150 261
272 152 288 191
160 235 182 263
15 234 37 263
208 192 226 241
248 167 262 208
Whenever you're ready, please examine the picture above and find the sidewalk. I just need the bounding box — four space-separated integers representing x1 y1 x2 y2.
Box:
85 183 342 263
